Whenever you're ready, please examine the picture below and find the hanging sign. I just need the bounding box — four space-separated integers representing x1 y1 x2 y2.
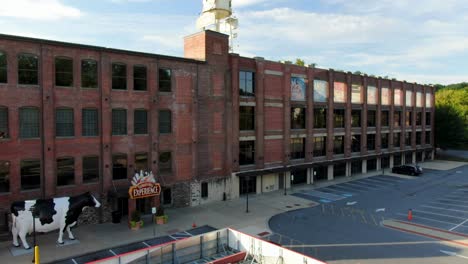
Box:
129 171 161 199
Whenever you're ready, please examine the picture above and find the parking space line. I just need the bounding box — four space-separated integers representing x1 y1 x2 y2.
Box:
421 205 468 214
438 198 468 204
413 209 466 220
365 177 402 184
431 202 468 209
360 178 395 188
449 219 468 231
317 187 349 195
327 185 361 193
375 175 404 182
396 213 459 226
360 178 396 186
341 182 374 190
444 195 466 200
350 179 381 188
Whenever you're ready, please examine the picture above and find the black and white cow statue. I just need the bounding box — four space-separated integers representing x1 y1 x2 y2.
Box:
10 192 101 249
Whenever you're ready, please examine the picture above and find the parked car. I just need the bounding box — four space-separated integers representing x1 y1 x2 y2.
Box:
391 164 423 176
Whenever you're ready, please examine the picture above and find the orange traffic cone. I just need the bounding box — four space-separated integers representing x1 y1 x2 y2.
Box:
407 209 413 221
192 221 197 228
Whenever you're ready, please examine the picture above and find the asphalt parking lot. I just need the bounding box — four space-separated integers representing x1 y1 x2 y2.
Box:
269 164 468 264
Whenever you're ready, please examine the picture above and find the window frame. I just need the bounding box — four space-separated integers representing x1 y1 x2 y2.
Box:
333 136 344 155
19 107 40 139
159 151 172 174
381 110 389 127
367 134 376 151
81 59 98 89
83 156 99 184
333 109 345 128
313 136 326 157
18 53 39 85
134 109 148 135
112 153 128 180
134 152 148 172
351 134 361 153
351 110 361 128
20 159 41 190
56 157 75 186
112 63 127 90
381 133 389 149
0 51 7 83
393 132 401 147
290 138 305 159
0 106 8 139
158 68 172 92
291 107 306 130
55 57 74 87
239 140 255 165
239 106 255 131
55 107 75 137
133 65 147 91
0 160 10 193
159 110 172 134
367 110 376 127
112 109 127 135
239 71 255 97
313 108 327 129
82 108 99 137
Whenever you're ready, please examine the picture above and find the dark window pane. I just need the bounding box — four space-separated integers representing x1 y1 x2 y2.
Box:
0 52 7 83
381 133 389 149
291 107 306 129
425 112 431 126
381 111 389 127
313 137 326 156
0 107 8 138
112 63 127 90
239 141 255 165
426 131 431 144
112 109 127 135
134 66 147 91
333 136 344 154
20 107 40 138
159 68 171 92
367 134 376 151
159 152 172 174
334 109 345 128
113 154 127 180
351 135 361 152
351 110 361 127
394 111 401 127
290 138 305 159
367 159 377 171
159 110 172 134
135 153 148 172
18 54 38 85
81 60 98 88
201 182 208 198
416 112 422 126
405 132 411 146
21 159 41 190
406 111 412 126
83 156 99 183
134 109 148 134
55 57 73 87
57 157 75 186
56 108 74 137
367 110 376 127
314 108 327 129
394 133 400 147
239 71 255 96
0 161 10 192
82 108 98 136
240 106 255 130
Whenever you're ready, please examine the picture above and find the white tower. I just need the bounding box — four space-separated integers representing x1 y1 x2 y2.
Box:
196 0 238 52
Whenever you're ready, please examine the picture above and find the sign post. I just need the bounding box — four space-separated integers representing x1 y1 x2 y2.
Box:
151 207 157 237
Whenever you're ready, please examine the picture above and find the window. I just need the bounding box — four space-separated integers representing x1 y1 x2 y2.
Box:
134 109 148 134
367 134 376 151
55 57 73 87
313 137 326 157
291 107 306 129
201 182 208 198
334 109 345 128
82 108 98 136
314 108 327 129
133 65 147 91
0 51 7 83
351 110 361 127
81 59 98 88
112 109 127 135
351 161 361 174
112 154 127 180
239 141 255 165
159 68 172 92
135 153 148 172
394 154 402 166
381 111 389 127
239 71 255 96
333 136 344 154
351 135 361 153
112 63 126 90
83 156 99 183
367 159 377 171
405 132 411 146
394 132 400 147
57 157 75 186
18 54 38 85
0 107 8 138
381 157 390 169
240 106 255 130
416 132 422 145
381 133 389 149
367 110 376 127
406 111 412 126
56 108 74 137
394 111 401 127
159 110 172 134
162 188 172 205
405 153 413 164
416 112 422 126
159 152 172 174
426 131 431 144
290 138 305 159
19 107 40 138
0 161 10 192
425 112 431 126
21 159 41 190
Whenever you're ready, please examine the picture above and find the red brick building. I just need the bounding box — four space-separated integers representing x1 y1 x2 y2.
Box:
0 30 434 228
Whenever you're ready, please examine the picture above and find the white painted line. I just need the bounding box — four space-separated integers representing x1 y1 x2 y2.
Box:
284 240 439 248
361 178 396 185
430 202 468 209
347 181 379 188
142 241 151 247
396 213 459 226
444 195 466 200
71 259 79 264
341 182 373 190
376 208 386 213
329 185 360 193
440 250 468 259
347 201 357 205
421 205 468 214
449 219 468 231
438 198 468 204
413 209 466 220
109 249 117 256
366 177 401 184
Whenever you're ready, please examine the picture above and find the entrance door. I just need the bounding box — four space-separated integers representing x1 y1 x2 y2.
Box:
240 176 256 195
291 169 307 184
278 173 284 189
117 197 129 216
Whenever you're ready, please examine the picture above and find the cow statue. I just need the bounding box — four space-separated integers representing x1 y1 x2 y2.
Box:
10 192 101 249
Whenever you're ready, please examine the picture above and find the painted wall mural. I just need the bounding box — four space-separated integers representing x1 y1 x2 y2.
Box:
314 80 328 102
406 91 413 107
367 86 377 105
416 92 422 107
426 92 432 107
334 82 346 103
381 88 390 105
291 77 306 101
351 84 362 104
394 89 402 106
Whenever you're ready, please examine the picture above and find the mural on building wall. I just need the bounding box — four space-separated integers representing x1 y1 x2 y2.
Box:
381 88 390 105
334 82 346 103
351 84 362 104
426 92 432 107
10 192 101 249
367 86 377 104
291 77 306 101
314 80 328 102
394 89 402 106
406 91 413 106
416 92 422 107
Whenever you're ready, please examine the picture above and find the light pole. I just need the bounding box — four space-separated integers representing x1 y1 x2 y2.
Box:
245 177 249 213
30 205 38 263
152 207 157 238
283 173 287 195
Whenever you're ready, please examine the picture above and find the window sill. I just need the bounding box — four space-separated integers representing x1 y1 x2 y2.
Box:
0 191 12 196
82 135 99 138
57 185 76 188
56 136 75 139
83 181 99 185
81 87 99 90
19 137 41 140
133 90 148 92
17 84 40 88
112 178 129 182
112 134 128 137
55 86 74 89
159 91 172 94
134 134 149 136
111 89 128 91
20 188 41 193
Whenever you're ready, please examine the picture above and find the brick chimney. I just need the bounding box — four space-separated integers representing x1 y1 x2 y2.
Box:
184 30 229 66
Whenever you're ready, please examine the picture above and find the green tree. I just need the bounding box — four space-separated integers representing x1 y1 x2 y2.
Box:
295 58 305 66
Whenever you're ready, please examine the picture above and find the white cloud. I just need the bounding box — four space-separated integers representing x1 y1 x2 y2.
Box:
0 0 81 20
233 0 269 8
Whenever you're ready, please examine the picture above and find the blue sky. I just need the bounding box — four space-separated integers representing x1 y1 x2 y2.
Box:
0 0 467 85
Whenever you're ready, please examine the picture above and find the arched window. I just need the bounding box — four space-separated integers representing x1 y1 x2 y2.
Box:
0 51 7 83
81 59 98 88
18 53 38 85
19 107 40 138
112 63 126 90
56 107 74 137
55 57 73 87
0 106 8 138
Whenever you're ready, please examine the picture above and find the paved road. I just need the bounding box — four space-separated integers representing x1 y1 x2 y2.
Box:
269 165 468 264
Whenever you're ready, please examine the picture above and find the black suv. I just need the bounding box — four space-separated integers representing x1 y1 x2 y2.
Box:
391 164 423 176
